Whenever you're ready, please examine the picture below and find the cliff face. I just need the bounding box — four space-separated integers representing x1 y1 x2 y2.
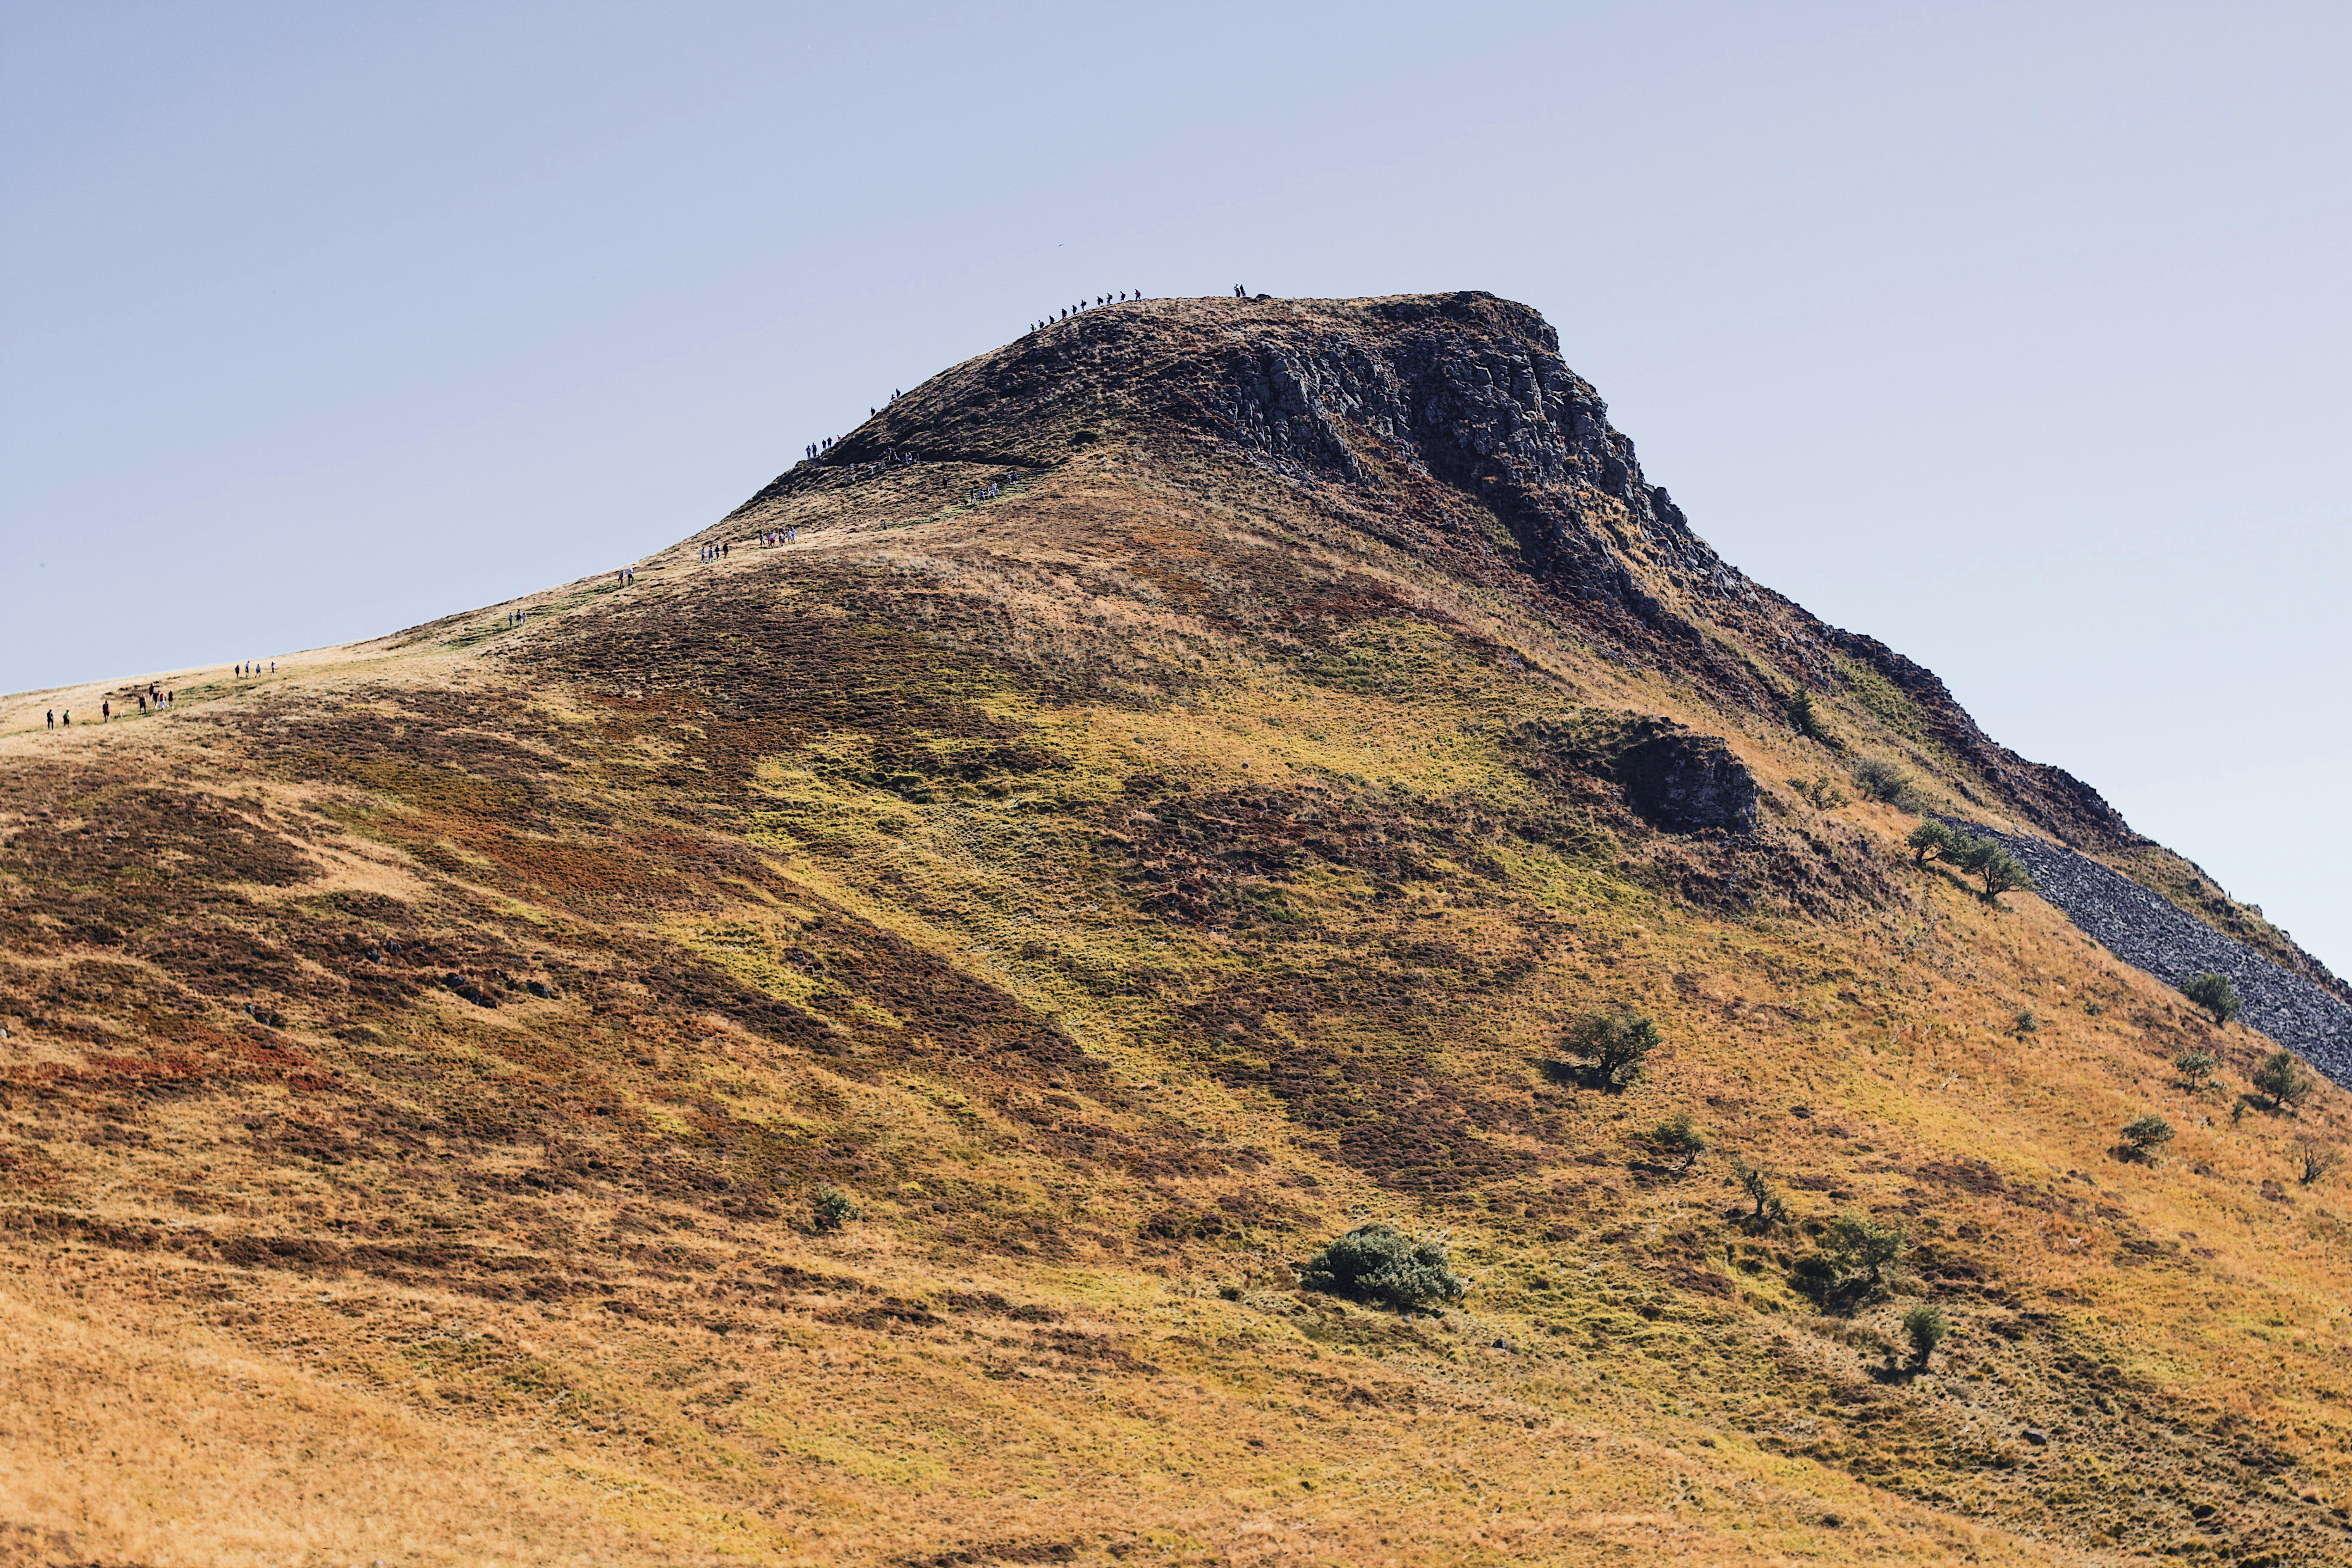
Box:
5 293 2350 1567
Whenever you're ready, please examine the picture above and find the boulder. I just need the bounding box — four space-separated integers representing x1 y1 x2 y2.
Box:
1618 727 1757 834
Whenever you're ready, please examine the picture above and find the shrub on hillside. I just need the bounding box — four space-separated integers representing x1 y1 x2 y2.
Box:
1908 821 1962 864
1902 1304 1949 1368
2173 1051 2217 1091
1300 1223 1466 1311
1963 841 2034 900
2118 1113 2174 1162
811 1185 861 1232
1649 1112 1706 1175
1852 757 1920 809
1784 689 1824 740
1557 1007 1661 1091
2253 1050 2312 1112
1793 775 1849 810
1793 1212 1908 1311
1909 822 2032 900
2181 971 2242 1027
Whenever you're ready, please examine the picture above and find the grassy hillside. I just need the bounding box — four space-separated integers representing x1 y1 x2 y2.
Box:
3 295 2348 1567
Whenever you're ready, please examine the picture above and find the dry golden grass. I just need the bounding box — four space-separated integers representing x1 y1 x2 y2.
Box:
4 303 2350 1565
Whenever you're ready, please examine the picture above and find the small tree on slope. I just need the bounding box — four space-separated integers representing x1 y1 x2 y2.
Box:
2181 971 2242 1028
2253 1050 2312 1112
1902 1305 1949 1369
1560 1007 1660 1090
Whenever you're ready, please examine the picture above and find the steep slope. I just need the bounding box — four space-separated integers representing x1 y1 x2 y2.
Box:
3 292 2349 1568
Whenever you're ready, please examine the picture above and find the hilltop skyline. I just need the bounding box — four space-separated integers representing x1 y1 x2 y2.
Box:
6 3 2345 968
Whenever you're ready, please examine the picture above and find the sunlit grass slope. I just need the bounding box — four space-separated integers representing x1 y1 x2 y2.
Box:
2 294 2347 1567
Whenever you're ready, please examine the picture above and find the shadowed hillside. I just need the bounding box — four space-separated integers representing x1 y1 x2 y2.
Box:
3 292 2349 1567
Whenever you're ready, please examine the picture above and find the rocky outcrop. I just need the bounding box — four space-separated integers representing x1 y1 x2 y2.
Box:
1618 729 1758 835
746 292 1761 636
1195 294 1755 624
1969 825 2352 1087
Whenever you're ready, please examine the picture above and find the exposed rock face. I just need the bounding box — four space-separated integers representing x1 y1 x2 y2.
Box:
747 292 1749 632
1968 825 2352 1087
1617 729 1758 835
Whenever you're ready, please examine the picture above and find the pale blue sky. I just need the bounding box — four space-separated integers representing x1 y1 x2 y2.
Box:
4 1 2346 969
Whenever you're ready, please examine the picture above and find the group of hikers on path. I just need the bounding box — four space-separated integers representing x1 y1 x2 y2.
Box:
603 530 792 593
806 390 908 460
46 679 176 730
1032 291 1145 333
31 652 300 735
797 291 1154 467
698 528 799 563
683 527 801 566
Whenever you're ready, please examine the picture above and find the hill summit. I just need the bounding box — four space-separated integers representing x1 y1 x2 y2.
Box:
4 291 2350 1566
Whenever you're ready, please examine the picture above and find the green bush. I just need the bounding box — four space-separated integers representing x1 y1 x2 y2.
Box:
2181 971 2242 1027
1957 839 2033 900
1650 1112 1706 1174
1852 757 1918 808
1300 1223 1467 1310
2119 1113 2174 1162
1559 1007 1661 1091
1793 775 1850 810
1910 821 2034 900
2253 1050 2312 1112
1794 1212 1908 1311
811 1185 861 1232
1902 1304 1949 1367
1824 1213 1908 1288
1784 688 1823 740
2173 1051 2217 1090
1908 821 1962 864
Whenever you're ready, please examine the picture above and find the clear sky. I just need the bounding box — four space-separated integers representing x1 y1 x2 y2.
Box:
5 1 2346 971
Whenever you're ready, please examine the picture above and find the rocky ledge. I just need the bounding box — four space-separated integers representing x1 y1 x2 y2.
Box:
1966 826 2352 1088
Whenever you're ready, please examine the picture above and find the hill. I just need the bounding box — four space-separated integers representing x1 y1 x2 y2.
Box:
3 291 2349 1567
